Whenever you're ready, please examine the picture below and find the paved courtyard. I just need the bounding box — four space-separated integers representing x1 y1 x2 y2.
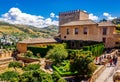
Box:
95 57 120 82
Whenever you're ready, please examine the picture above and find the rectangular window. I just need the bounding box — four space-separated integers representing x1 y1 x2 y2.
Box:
103 27 107 35
71 42 75 47
102 37 106 43
66 28 69 35
75 28 78 34
83 27 88 34
115 42 119 45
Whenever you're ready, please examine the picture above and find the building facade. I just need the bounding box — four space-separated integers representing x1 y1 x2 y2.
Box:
17 38 58 53
59 10 120 48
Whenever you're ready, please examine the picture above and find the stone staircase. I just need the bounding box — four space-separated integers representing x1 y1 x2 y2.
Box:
0 57 13 70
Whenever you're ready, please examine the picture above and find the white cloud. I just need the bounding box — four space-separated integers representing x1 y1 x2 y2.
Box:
89 13 99 21
0 7 58 28
103 12 110 17
50 12 55 18
50 12 59 19
56 15 59 18
83 10 87 13
103 12 116 20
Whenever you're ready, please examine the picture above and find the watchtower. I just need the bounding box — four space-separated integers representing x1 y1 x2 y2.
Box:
59 9 89 25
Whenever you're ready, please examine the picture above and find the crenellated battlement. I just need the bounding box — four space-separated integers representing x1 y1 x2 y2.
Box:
59 9 81 15
59 9 89 25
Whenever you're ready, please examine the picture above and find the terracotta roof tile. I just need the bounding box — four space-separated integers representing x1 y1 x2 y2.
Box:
98 21 116 26
60 20 97 26
18 38 57 44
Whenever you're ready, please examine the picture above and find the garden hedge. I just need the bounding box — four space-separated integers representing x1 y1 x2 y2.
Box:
52 65 77 76
27 45 55 57
83 43 104 56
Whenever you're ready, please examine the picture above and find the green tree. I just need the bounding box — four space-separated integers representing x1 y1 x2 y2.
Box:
71 52 96 78
0 71 19 81
46 44 68 64
19 71 39 82
19 70 53 82
8 61 21 72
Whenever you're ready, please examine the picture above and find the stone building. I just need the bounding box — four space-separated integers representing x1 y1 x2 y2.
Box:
17 10 120 53
59 9 89 25
59 10 120 48
17 38 58 53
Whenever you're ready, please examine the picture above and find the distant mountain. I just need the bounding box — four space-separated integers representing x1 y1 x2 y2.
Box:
0 21 58 39
112 18 120 24
112 18 120 33
39 25 58 37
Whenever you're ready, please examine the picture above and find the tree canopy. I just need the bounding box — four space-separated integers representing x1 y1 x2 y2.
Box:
0 71 19 81
71 52 97 78
22 64 40 71
46 44 68 64
8 61 21 72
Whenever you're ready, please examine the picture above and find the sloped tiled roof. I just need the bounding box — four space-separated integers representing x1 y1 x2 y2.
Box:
18 38 58 44
98 21 116 27
60 20 97 26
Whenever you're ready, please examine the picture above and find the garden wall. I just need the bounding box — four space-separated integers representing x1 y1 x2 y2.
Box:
16 55 40 63
88 65 106 82
0 57 13 70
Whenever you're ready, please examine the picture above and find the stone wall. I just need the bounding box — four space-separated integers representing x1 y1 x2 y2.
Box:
0 57 13 70
60 24 119 48
0 51 12 58
60 25 101 42
59 10 88 25
17 43 27 53
17 42 58 53
16 55 40 63
88 65 106 82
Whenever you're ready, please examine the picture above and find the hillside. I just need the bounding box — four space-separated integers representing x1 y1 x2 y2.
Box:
112 18 120 33
0 21 58 39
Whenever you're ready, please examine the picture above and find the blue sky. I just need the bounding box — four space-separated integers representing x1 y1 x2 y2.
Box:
0 0 119 27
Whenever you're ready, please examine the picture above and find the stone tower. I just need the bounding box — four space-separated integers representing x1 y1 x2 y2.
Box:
59 9 89 25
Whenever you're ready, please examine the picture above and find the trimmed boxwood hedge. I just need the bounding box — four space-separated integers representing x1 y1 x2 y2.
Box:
27 45 55 57
52 65 77 76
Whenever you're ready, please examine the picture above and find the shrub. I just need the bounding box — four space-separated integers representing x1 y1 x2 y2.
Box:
0 71 19 81
25 50 33 57
67 49 83 59
71 52 96 78
46 44 68 64
8 61 21 72
52 64 77 76
27 44 55 57
83 43 104 56
22 64 40 71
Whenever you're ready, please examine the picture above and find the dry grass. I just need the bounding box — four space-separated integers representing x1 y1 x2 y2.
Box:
0 25 23 34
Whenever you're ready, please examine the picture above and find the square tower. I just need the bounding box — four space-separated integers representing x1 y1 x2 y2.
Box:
59 10 89 25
